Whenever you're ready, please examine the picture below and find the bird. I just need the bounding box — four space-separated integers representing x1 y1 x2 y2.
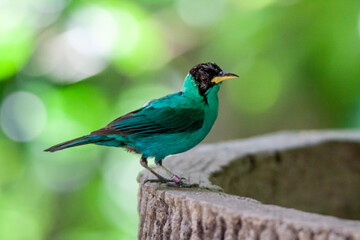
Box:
44 62 238 187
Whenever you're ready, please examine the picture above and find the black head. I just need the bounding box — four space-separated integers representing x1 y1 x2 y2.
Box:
189 62 222 96
189 62 238 96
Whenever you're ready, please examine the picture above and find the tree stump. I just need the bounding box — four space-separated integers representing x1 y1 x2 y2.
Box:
137 131 360 240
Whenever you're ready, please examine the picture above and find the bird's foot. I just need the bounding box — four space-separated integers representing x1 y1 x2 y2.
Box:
166 180 199 188
166 175 199 188
144 176 173 184
144 175 198 188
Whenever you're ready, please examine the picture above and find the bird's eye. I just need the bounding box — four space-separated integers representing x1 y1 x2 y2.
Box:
201 74 208 82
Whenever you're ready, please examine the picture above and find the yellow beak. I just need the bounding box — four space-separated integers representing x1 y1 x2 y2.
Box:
211 72 239 84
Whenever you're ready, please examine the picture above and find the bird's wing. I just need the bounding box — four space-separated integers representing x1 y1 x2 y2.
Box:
90 95 204 136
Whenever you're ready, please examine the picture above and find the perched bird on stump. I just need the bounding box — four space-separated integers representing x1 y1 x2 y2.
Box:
45 62 238 187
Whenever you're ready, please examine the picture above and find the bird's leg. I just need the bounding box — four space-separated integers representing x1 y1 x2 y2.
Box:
155 161 199 188
155 161 183 184
140 156 172 183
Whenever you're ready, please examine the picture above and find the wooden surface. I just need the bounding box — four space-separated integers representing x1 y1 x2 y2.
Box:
137 131 360 240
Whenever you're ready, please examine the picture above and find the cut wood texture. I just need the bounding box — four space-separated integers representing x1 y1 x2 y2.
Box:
137 131 360 240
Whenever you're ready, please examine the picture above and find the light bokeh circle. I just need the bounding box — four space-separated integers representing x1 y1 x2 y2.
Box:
1 91 46 142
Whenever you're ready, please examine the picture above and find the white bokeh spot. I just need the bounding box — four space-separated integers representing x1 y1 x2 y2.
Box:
1 91 46 142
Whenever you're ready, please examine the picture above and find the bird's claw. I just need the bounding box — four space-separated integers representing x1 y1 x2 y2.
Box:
166 179 199 188
179 181 199 188
144 177 173 184
171 176 198 187
144 176 199 188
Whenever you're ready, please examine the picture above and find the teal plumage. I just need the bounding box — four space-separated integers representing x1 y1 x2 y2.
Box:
45 63 238 186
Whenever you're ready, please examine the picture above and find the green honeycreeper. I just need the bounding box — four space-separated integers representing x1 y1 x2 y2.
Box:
45 63 238 187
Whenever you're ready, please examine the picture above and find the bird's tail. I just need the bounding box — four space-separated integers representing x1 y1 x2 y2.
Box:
44 136 92 152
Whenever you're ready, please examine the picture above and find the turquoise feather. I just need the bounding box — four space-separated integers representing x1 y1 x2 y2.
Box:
44 63 237 167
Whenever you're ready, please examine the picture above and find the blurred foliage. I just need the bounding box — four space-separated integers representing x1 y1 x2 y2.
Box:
1 0 360 239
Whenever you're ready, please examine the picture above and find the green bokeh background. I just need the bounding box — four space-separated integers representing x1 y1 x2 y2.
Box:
1 0 360 239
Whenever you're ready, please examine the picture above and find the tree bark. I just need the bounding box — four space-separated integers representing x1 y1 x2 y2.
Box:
138 131 360 240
